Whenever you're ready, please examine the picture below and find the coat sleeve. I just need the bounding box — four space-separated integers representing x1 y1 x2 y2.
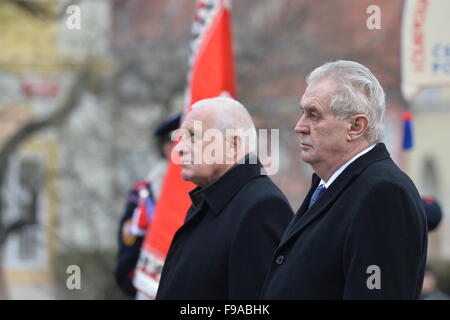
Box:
228 195 293 299
342 181 427 299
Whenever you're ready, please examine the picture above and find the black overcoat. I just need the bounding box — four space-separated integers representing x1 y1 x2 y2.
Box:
156 158 293 299
261 143 427 299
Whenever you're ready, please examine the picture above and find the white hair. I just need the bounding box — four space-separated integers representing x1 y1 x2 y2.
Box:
307 60 385 143
191 97 257 153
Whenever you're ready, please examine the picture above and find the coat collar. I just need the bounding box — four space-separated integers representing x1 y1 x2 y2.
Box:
279 142 391 247
188 154 264 216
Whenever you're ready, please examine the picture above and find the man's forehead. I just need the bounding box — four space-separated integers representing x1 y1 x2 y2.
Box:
181 109 213 129
300 79 336 106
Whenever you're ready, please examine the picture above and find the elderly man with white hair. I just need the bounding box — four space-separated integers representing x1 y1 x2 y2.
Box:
156 97 293 300
261 60 427 300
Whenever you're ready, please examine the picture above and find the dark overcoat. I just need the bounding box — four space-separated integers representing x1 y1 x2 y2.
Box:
261 143 428 299
156 158 293 299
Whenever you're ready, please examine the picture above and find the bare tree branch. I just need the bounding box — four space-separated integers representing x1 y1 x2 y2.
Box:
0 70 92 237
0 69 94 299
0 219 34 245
8 0 54 19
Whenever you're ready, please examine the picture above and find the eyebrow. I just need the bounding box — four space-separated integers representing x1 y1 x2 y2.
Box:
299 105 320 113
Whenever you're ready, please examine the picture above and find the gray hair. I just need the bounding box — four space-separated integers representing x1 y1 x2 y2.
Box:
192 97 257 153
307 60 385 143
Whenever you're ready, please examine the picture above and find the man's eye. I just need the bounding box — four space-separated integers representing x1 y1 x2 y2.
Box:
311 113 319 118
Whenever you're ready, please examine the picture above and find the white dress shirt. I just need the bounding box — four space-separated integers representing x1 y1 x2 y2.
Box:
320 144 376 189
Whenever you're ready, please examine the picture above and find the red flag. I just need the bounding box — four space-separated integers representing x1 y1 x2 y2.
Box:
133 0 236 299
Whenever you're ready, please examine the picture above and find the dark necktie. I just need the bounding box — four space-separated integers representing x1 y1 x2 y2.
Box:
308 184 326 209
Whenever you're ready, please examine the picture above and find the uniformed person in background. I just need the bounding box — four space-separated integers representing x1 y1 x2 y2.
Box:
115 114 181 298
422 197 442 232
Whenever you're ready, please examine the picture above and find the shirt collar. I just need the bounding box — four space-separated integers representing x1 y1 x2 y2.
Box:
188 153 263 215
320 144 376 189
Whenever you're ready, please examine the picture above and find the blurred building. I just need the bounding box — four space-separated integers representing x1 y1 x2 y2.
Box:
0 0 115 299
408 87 450 257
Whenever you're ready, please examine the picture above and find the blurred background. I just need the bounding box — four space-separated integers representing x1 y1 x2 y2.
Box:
0 0 449 299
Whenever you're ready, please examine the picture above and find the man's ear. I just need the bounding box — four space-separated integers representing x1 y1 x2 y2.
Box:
225 135 237 157
232 135 240 149
347 114 369 141
226 135 243 163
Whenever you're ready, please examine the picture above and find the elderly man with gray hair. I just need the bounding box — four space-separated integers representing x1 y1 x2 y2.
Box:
261 60 427 300
156 97 293 299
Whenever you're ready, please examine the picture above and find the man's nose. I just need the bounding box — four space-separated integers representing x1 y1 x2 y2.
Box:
294 115 309 134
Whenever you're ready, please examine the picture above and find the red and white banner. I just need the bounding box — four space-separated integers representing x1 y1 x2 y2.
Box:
401 0 450 101
133 0 236 299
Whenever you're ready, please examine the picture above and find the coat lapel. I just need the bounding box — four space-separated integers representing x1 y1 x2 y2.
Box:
183 200 206 226
280 171 357 246
279 143 391 248
280 174 320 243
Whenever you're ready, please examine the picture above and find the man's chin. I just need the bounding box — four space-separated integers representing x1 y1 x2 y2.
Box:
300 151 313 164
181 170 191 182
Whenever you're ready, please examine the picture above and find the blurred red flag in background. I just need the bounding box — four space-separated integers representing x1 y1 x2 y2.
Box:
133 0 236 299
